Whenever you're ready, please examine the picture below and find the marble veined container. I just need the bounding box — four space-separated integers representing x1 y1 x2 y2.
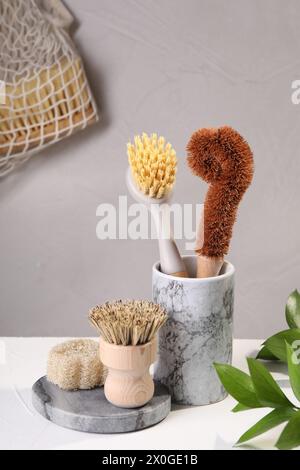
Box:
152 255 234 406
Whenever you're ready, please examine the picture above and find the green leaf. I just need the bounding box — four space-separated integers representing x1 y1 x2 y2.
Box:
276 410 300 450
247 358 293 408
264 329 300 362
285 290 300 329
232 403 251 413
256 345 279 361
286 341 300 402
214 363 261 408
236 407 296 445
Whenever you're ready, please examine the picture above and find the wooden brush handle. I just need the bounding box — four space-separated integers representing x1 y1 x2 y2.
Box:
171 270 188 277
197 255 224 278
158 238 188 277
194 205 224 277
100 338 157 408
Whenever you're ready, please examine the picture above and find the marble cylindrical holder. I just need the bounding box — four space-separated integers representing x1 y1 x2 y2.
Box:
152 255 234 405
99 337 157 408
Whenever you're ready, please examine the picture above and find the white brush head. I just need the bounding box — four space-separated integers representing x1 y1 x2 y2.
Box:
126 167 171 205
126 133 187 277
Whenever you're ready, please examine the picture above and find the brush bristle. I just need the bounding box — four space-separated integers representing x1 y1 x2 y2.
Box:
187 126 254 257
89 300 167 346
127 133 177 198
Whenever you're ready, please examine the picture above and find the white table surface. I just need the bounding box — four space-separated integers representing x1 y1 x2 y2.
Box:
0 338 296 450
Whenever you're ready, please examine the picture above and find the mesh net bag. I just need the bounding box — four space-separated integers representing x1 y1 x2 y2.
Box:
0 0 98 176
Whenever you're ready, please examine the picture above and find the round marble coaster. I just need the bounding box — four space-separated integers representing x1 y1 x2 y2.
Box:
32 376 171 433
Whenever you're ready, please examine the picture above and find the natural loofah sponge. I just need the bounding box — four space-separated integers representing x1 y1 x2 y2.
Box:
127 133 177 198
47 339 106 390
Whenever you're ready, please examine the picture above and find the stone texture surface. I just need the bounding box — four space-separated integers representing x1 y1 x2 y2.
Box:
153 258 234 405
32 376 171 433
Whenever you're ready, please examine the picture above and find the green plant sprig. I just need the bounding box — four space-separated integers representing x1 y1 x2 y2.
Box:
215 342 300 449
214 290 300 449
257 290 300 361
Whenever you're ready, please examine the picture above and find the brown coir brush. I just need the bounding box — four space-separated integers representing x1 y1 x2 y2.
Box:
187 126 254 277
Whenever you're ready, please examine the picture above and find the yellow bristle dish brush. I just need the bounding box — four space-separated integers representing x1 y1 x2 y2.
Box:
127 133 187 277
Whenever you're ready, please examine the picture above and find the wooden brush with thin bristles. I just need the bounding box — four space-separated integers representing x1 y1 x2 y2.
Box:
187 126 254 278
89 300 167 346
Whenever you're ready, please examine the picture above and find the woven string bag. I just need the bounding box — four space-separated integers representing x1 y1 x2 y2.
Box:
0 0 98 176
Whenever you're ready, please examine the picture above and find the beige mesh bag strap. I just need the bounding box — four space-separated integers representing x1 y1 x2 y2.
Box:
0 0 98 177
40 0 74 29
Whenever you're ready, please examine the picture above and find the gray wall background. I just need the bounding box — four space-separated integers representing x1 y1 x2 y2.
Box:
1 0 300 338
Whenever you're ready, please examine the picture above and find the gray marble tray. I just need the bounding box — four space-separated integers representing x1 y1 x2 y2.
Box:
32 376 171 433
